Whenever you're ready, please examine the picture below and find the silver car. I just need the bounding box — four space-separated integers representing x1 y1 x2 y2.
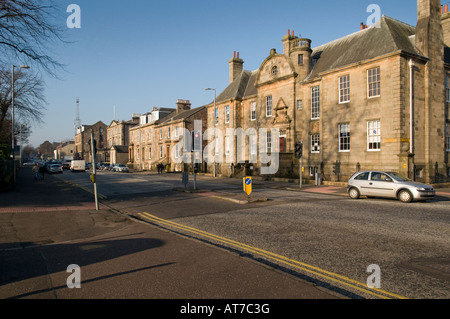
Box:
347 171 435 203
48 164 63 174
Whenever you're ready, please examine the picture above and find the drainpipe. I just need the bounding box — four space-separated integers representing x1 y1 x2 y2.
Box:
409 59 415 180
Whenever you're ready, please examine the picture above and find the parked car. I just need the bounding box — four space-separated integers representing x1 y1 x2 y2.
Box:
47 164 63 174
113 164 129 172
62 161 71 170
347 171 435 203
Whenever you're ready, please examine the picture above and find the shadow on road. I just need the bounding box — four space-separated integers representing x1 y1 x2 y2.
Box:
0 236 167 298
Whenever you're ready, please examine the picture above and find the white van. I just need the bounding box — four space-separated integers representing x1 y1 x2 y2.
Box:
70 160 86 172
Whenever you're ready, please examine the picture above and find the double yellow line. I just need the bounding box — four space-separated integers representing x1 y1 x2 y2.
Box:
138 212 408 300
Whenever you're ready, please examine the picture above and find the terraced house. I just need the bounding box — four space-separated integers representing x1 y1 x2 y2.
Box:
128 100 207 172
206 0 450 184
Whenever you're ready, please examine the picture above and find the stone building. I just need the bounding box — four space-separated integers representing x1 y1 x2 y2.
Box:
74 121 108 162
128 100 207 172
205 0 450 184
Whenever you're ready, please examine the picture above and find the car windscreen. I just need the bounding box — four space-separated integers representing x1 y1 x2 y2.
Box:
388 172 410 181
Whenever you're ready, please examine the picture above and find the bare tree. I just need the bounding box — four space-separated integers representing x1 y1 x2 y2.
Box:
0 0 66 76
0 68 46 144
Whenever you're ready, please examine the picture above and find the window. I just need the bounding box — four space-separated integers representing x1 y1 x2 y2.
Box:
159 145 163 158
266 95 272 117
250 101 256 121
339 123 350 152
368 67 380 98
311 86 320 119
175 144 179 158
159 129 162 140
167 127 170 139
225 105 230 123
266 131 272 153
446 124 450 152
272 66 278 77
367 120 381 151
339 75 350 103
214 108 219 125
311 134 320 153
298 54 304 65
446 76 450 103
149 147 152 159
174 125 178 138
225 136 231 155
250 135 257 155
297 99 303 110
354 172 370 180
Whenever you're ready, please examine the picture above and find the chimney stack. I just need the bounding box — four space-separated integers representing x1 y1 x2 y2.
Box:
229 51 244 84
176 99 191 113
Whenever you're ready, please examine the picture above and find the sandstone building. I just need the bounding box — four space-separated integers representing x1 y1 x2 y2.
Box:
128 100 207 172
205 0 450 184
74 121 108 162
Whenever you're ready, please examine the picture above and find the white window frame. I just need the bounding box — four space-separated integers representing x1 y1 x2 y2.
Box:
159 145 163 158
250 135 257 155
250 101 256 121
167 127 170 139
367 120 381 151
311 86 320 120
339 74 350 103
311 134 320 153
297 99 303 110
339 123 350 152
266 95 272 117
174 125 178 138
214 108 219 125
159 129 162 140
368 67 381 98
266 131 272 153
225 135 231 156
175 144 179 158
225 105 230 124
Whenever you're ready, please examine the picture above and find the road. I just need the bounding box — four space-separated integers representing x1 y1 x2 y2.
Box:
57 169 450 299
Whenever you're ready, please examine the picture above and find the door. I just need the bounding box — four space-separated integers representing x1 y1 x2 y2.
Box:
368 172 395 197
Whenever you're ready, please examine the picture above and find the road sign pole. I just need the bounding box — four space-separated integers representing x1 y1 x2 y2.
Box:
299 158 303 189
91 131 99 211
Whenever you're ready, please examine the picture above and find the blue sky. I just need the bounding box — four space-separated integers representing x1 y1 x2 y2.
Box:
29 0 418 147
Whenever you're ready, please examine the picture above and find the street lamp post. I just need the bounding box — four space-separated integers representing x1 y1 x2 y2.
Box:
11 64 30 183
205 88 216 177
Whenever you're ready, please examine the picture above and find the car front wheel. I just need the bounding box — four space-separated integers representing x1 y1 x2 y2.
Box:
348 188 360 199
398 189 413 203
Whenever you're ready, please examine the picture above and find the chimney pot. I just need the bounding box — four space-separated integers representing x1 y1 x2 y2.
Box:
446 4 448 13
291 30 294 36
287 29 290 36
237 52 239 59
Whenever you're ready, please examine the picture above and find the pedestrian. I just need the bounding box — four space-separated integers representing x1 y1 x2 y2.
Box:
157 163 162 174
32 163 39 180
39 164 45 180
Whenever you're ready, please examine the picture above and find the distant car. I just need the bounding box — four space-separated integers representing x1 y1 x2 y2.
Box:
22 160 36 167
62 162 71 170
113 164 129 172
347 171 435 203
48 164 63 174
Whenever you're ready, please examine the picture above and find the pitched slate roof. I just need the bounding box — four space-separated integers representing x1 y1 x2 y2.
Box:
158 106 206 125
306 16 420 80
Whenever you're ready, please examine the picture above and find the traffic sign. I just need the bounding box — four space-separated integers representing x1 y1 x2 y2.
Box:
243 177 252 196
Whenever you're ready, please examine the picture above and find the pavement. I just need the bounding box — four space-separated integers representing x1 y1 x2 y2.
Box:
0 167 344 303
